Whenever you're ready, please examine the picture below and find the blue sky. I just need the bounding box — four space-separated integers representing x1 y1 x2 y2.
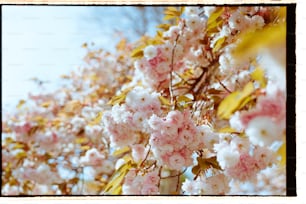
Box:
2 6 159 113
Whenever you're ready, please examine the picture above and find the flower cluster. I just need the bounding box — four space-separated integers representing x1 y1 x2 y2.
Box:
102 87 161 148
2 6 286 195
122 168 160 195
148 110 205 170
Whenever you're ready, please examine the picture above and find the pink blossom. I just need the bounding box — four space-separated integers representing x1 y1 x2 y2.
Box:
253 146 276 169
14 122 32 134
168 152 186 169
141 184 160 195
131 144 148 163
144 170 160 185
240 91 286 128
80 148 105 166
226 153 259 181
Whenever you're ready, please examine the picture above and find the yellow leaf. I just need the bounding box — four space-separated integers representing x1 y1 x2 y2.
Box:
164 7 180 17
107 87 133 106
206 7 224 36
192 156 222 177
251 67 266 88
12 143 26 150
82 42 88 48
277 142 286 166
32 116 47 126
88 112 103 126
156 30 164 38
130 45 146 59
177 95 193 103
157 23 171 31
232 23 286 59
207 7 224 26
165 7 178 13
16 151 27 160
9 178 19 186
159 96 171 106
51 118 62 128
148 37 164 46
122 154 133 163
178 68 194 81
112 146 131 157
5 137 15 145
237 95 254 110
16 100 26 109
41 101 52 108
217 127 238 133
205 156 222 170
278 7 286 21
75 137 89 144
80 145 91 151
180 7 185 15
116 38 126 51
163 15 178 21
197 157 209 170
212 36 226 53
84 181 101 192
217 82 254 119
191 165 201 175
60 74 70 79
103 160 133 194
64 100 83 114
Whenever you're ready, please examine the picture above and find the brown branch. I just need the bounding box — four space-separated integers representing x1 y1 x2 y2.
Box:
217 78 232 93
160 168 187 179
169 34 180 109
139 144 151 168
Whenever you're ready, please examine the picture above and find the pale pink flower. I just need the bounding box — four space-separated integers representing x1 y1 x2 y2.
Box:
80 148 105 166
144 45 158 60
226 153 259 181
168 152 186 169
141 184 160 195
131 144 148 163
245 116 283 147
203 174 230 195
253 146 276 169
144 170 160 185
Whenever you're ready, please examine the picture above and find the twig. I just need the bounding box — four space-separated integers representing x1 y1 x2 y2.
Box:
160 168 187 179
169 34 180 109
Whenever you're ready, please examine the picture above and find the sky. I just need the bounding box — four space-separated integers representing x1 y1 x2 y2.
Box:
2 6 159 113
